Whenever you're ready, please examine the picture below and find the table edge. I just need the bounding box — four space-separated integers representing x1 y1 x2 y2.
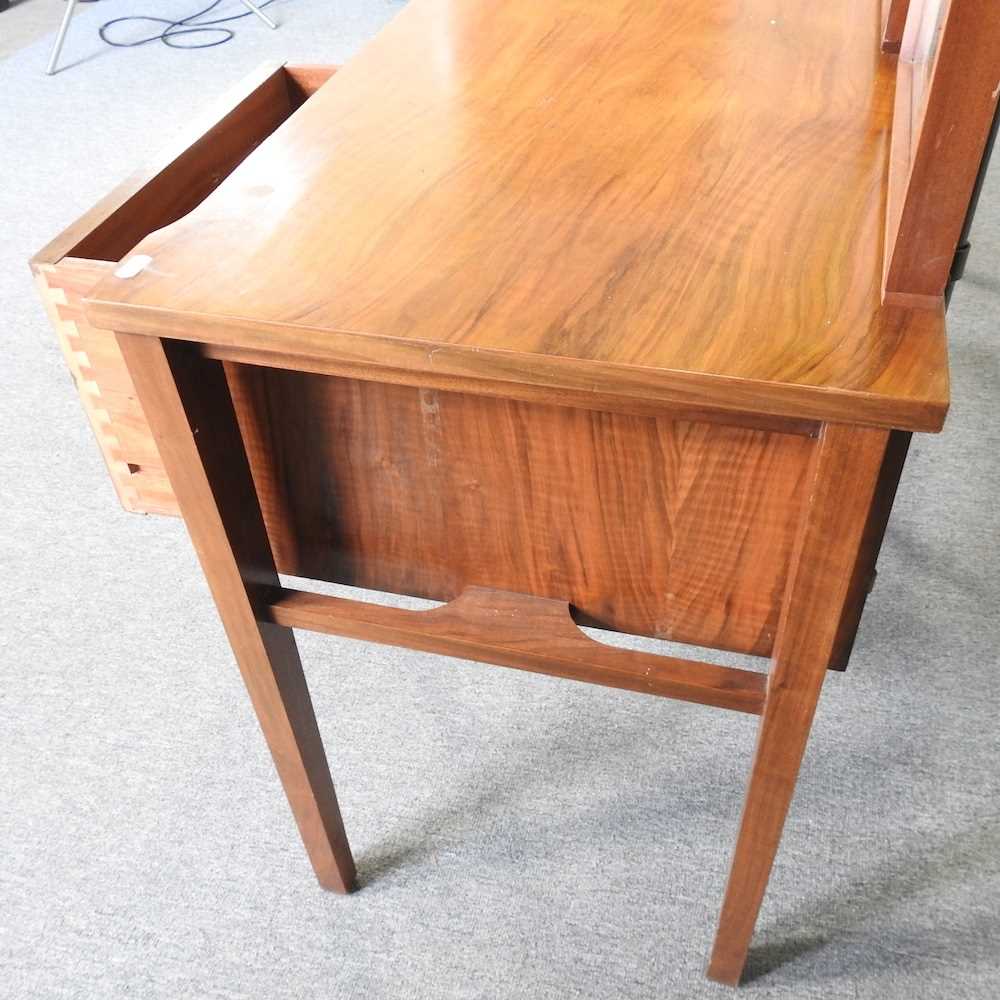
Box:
84 297 949 433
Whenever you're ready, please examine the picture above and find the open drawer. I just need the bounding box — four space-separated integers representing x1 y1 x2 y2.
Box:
30 62 338 516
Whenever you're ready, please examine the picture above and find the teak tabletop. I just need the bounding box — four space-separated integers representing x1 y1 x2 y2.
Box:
86 0 948 431
44 0 996 989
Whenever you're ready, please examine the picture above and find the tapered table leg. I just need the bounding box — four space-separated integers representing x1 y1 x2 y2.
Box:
707 423 889 985
116 333 357 893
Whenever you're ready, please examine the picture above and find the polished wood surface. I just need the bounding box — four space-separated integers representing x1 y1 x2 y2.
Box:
829 428 911 670
43 0 994 986
883 0 1000 302
116 334 357 893
267 586 768 715
87 0 948 432
226 367 813 657
206 342 822 431
205 337 860 429
33 256 177 514
34 62 300 269
707 423 889 985
881 0 911 52
284 63 339 104
31 63 339 516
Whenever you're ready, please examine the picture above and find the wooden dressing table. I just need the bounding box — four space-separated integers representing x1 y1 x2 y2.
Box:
32 0 999 986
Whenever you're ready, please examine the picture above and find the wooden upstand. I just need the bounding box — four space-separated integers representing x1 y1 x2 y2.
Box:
33 0 999 987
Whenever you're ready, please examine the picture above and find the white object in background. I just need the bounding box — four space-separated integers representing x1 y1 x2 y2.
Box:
46 0 78 75
46 0 279 76
238 0 278 30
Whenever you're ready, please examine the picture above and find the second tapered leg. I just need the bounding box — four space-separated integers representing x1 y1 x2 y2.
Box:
707 423 889 985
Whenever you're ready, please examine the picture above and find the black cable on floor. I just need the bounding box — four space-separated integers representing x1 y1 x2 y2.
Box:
81 0 284 50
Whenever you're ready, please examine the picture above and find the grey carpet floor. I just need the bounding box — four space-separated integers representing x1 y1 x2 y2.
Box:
2 3 999 997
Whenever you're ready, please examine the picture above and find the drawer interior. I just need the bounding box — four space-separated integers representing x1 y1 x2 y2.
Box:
36 63 336 269
30 63 337 518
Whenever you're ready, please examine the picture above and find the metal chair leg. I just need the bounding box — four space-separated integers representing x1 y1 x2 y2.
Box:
239 0 278 30
46 0 79 75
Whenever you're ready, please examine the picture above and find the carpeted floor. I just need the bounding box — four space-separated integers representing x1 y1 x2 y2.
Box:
0 0 65 61
2 3 999 998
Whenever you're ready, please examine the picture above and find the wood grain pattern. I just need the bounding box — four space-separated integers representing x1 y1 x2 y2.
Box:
707 424 889 985
884 0 1000 301
192 327 943 431
207 342 822 433
881 0 911 52
828 428 911 670
285 64 340 106
266 586 768 714
32 62 340 270
33 62 294 270
33 0 975 981
116 334 358 893
226 367 814 657
30 64 338 516
34 257 177 515
86 0 948 432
